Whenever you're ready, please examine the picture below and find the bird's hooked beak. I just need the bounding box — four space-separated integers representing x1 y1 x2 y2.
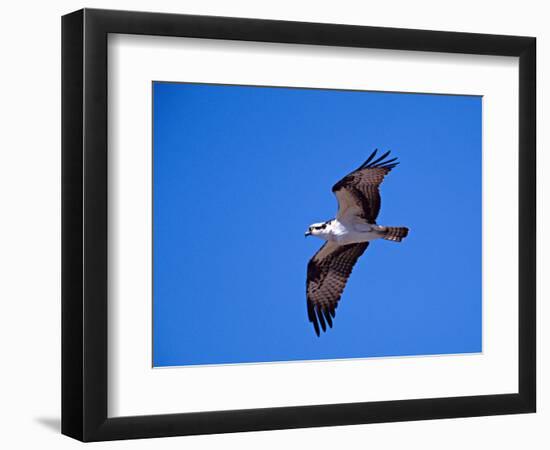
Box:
305 230 312 237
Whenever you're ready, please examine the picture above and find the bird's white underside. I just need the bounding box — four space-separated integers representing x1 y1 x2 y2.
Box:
310 216 386 245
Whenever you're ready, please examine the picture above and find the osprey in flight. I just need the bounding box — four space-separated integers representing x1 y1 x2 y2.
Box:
305 149 409 336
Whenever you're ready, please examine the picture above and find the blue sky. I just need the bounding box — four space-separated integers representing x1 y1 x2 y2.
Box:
153 82 482 367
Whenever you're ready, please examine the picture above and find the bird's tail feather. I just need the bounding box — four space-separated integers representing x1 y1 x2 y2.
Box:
382 227 409 242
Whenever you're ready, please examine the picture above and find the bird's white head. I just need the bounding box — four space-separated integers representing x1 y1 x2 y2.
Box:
305 221 332 239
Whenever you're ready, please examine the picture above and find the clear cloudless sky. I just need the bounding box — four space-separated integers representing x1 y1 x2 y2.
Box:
153 81 482 367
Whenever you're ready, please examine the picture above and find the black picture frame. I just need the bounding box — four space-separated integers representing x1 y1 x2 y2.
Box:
62 8 536 442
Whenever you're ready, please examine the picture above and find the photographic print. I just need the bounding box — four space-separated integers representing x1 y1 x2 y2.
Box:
152 82 482 367
61 11 536 440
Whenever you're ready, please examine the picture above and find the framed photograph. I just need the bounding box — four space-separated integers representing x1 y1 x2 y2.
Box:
61 8 536 442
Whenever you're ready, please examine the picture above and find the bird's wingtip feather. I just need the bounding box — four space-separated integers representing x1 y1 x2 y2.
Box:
359 149 378 169
368 150 392 167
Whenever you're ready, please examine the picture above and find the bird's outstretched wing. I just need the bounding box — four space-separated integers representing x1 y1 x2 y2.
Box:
332 149 399 224
307 241 369 336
